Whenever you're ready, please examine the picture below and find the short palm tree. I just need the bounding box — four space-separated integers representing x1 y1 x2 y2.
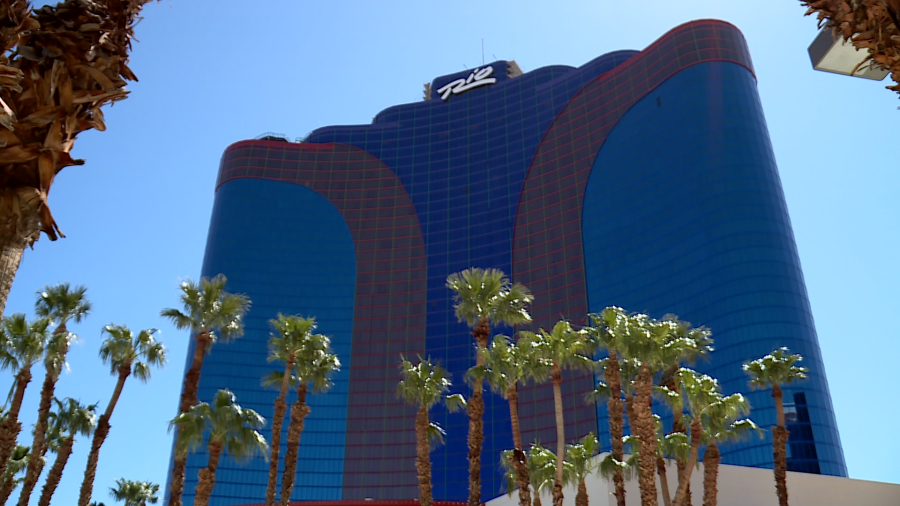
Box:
78 325 166 506
527 442 558 506
262 314 315 506
19 283 91 506
160 275 250 506
522 320 594 506
169 389 268 506
447 267 533 506
479 333 547 506
0 445 31 500
0 314 47 496
278 329 339 506
565 433 599 506
38 398 97 506
398 356 465 506
701 401 761 506
109 478 160 506
743 348 808 506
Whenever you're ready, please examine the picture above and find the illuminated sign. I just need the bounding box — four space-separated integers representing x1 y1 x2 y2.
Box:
437 66 497 101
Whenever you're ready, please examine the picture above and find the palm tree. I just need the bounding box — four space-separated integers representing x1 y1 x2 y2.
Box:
0 314 47 497
522 320 594 506
38 398 97 506
479 333 547 506
398 356 465 506
668 369 731 506
527 443 558 506
565 433 599 506
261 314 315 506
109 478 160 506
160 275 250 506
169 389 268 506
0 0 151 317
277 328 339 506
78 325 166 506
0 445 31 500
18 283 91 506
701 402 761 506
743 348 808 506
446 267 533 506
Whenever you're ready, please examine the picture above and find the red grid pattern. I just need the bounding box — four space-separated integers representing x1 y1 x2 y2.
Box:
219 141 427 499
511 20 756 446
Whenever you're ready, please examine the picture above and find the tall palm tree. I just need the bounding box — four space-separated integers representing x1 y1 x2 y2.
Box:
564 433 599 506
170 389 268 506
278 328 339 506
262 314 315 506
0 445 31 501
446 267 533 506
0 0 152 317
398 356 465 506
160 275 250 506
669 369 732 506
0 313 47 497
522 320 594 506
479 333 547 506
78 325 166 506
743 348 808 506
38 397 97 506
18 283 91 506
109 478 160 506
701 402 761 506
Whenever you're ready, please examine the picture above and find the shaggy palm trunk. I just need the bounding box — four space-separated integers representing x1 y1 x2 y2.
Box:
19 334 69 506
193 439 223 506
633 365 658 506
550 363 565 506
672 418 702 506
669 383 691 506
37 435 74 506
0 368 31 501
605 350 626 506
78 364 130 506
772 384 789 506
266 358 294 506
278 384 310 506
575 480 588 506
658 455 672 506
701 442 719 506
0 239 26 318
533 491 542 506
508 384 532 506
467 318 489 506
415 404 434 506
168 332 211 506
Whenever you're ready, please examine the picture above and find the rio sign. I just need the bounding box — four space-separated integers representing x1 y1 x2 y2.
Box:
436 66 497 101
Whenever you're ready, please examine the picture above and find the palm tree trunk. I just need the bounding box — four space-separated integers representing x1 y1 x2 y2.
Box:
467 318 489 506
658 455 672 506
415 403 434 506
78 366 130 506
278 384 310 506
670 384 691 506
37 435 74 506
633 365 658 506
266 361 293 506
550 363 565 506
0 236 27 319
672 418 702 506
701 442 719 506
168 332 211 506
0 368 31 502
508 384 532 506
18 338 68 506
772 385 789 506
193 439 223 506
605 350 626 506
575 480 588 506
533 490 542 506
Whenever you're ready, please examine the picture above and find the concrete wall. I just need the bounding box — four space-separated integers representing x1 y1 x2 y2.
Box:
484 455 900 506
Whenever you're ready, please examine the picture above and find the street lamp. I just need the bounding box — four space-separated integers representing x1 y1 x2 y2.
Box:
808 27 890 80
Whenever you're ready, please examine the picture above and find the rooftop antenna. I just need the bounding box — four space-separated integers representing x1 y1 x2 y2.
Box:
492 54 497 61
482 38 485 65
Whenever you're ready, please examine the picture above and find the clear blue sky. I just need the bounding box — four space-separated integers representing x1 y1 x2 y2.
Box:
3 1 898 504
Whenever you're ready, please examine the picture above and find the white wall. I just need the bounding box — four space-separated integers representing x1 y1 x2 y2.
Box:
484 454 900 506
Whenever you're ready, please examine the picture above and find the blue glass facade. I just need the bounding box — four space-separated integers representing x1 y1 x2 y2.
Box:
168 19 846 506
